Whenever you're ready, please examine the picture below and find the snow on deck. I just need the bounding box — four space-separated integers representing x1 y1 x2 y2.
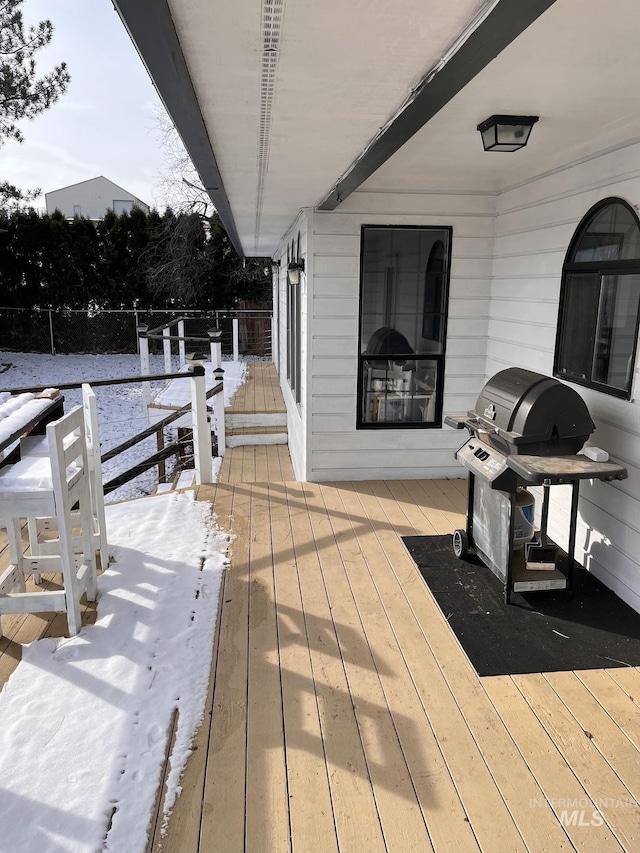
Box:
150 360 247 412
0 491 230 853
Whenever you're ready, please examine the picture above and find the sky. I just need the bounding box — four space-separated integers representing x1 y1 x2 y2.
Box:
2 0 171 211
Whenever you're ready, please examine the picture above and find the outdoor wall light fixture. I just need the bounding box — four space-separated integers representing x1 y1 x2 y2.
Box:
287 259 304 286
476 115 539 152
271 260 280 274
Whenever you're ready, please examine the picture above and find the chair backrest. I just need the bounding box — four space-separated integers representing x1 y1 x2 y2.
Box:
81 384 100 462
81 385 108 559
81 383 106 507
46 406 89 502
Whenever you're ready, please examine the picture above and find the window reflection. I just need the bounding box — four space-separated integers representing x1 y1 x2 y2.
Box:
358 226 451 428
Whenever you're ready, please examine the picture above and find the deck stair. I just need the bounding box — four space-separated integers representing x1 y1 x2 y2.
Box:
225 411 288 447
154 471 197 495
152 362 291 488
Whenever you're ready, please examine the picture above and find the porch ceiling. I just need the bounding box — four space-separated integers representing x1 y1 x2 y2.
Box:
115 0 640 257
116 0 505 255
365 0 640 194
169 0 497 255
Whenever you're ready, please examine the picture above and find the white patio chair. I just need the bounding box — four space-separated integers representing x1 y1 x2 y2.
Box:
21 384 108 572
0 406 97 637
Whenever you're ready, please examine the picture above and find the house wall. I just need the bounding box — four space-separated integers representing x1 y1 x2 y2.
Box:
303 190 496 481
490 139 640 612
45 177 149 220
275 210 310 481
274 153 640 611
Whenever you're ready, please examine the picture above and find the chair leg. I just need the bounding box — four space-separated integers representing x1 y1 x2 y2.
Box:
26 518 43 583
6 518 27 592
80 492 98 603
0 520 25 638
56 499 83 636
61 550 82 636
93 486 108 572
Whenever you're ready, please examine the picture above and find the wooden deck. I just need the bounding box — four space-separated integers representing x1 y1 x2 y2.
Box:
3 360 639 852
218 361 293 484
0 536 97 687
0 362 291 687
226 361 286 415
143 476 640 853
217 444 294 485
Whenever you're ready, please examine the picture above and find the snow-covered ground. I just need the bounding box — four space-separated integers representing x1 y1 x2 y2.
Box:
0 351 249 851
0 352 246 501
0 491 230 853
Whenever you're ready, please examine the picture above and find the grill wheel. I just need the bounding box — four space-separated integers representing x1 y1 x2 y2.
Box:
453 528 469 559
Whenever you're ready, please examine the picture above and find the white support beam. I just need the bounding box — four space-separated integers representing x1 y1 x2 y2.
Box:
232 318 239 362
189 362 213 484
213 367 226 458
163 326 172 374
137 325 152 421
178 319 186 367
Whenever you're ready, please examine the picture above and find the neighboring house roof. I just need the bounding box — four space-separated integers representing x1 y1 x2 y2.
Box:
113 0 640 257
45 176 150 217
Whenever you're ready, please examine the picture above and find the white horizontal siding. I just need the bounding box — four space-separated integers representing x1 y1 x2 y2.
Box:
275 210 310 480
312 337 358 357
489 300 556 326
276 134 640 612
313 211 495 239
313 255 360 278
492 137 640 612
306 190 494 481
338 190 496 217
309 465 464 483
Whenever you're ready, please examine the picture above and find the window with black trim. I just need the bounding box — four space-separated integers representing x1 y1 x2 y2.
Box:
554 198 640 399
286 235 302 404
358 225 451 428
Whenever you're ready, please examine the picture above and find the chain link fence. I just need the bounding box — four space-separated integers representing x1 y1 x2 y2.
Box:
0 307 272 358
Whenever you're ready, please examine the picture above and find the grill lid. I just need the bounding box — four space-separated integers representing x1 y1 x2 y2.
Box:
471 368 595 456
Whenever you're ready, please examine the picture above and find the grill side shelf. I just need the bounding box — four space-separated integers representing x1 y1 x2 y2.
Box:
444 414 471 429
506 454 627 485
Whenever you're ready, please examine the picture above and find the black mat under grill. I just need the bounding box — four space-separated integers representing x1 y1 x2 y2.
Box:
403 534 640 677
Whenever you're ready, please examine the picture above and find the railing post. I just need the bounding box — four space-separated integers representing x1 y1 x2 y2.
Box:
178 318 186 367
134 310 140 353
232 317 239 361
213 366 226 457
48 309 56 356
208 327 222 370
137 323 152 419
163 326 172 374
187 354 213 484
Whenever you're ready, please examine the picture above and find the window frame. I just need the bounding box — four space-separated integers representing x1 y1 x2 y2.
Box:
554 197 640 400
286 238 302 406
356 224 452 430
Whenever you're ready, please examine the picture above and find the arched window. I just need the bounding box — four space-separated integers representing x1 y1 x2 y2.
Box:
554 197 640 398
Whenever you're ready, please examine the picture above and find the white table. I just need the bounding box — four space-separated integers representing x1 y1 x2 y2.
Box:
0 392 64 463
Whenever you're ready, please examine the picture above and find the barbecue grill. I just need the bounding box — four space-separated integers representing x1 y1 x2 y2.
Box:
446 368 627 602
